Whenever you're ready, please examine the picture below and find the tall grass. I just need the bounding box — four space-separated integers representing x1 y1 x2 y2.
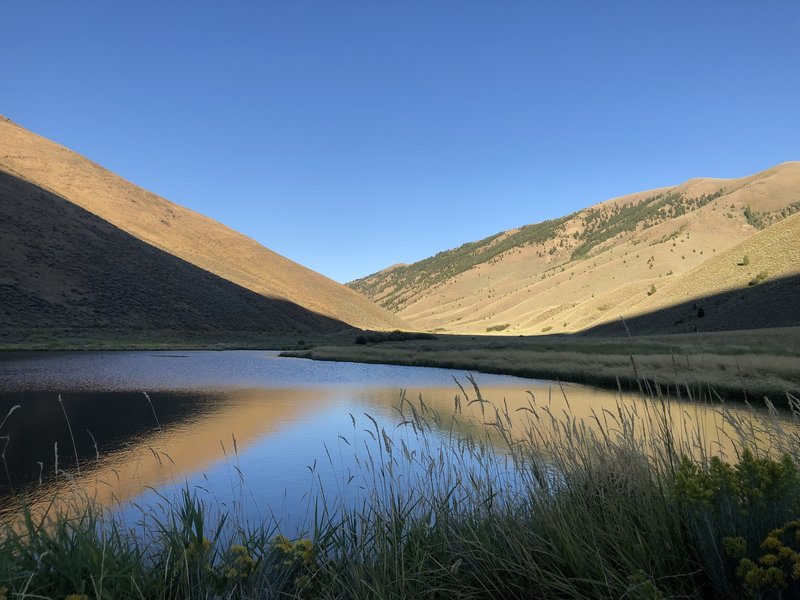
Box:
2 378 800 598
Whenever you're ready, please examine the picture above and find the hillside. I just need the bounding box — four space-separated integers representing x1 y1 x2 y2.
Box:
0 115 405 333
0 169 350 341
584 213 800 335
350 162 800 334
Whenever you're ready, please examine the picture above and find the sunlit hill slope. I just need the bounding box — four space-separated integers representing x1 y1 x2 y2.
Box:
0 116 405 340
350 163 800 335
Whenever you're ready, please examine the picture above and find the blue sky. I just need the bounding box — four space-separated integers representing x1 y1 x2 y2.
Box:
3 1 799 283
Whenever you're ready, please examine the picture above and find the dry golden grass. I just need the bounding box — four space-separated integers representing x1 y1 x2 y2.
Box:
0 116 403 331
284 327 800 399
0 170 365 340
629 212 800 315
353 162 800 335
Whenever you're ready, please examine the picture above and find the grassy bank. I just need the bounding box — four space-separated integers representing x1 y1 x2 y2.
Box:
282 327 800 401
2 378 800 598
0 329 356 352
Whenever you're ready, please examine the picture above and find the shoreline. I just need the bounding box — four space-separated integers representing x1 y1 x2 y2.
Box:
281 327 800 403
2 327 797 401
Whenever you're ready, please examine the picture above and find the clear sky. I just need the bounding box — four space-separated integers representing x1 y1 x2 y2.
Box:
2 2 799 283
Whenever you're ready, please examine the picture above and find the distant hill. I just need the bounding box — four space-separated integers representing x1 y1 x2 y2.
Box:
0 116 405 341
350 163 800 334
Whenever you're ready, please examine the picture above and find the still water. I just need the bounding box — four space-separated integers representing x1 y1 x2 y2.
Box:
0 351 787 530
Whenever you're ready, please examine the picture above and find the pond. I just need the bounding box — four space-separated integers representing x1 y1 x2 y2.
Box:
0 350 788 531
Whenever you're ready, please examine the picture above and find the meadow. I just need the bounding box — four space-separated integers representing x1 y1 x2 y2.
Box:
283 327 800 401
2 366 800 599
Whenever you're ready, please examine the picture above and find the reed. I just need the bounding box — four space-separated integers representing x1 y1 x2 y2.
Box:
1 377 799 598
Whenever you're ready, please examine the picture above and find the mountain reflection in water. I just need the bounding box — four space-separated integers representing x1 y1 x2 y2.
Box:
0 351 791 526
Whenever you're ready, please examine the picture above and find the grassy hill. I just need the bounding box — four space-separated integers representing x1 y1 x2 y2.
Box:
0 170 352 345
0 116 405 336
350 162 800 334
584 212 800 335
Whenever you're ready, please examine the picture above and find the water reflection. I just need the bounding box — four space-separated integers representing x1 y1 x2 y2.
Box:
0 351 794 527
405 381 797 463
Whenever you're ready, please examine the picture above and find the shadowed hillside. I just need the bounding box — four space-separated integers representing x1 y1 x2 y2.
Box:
351 162 800 334
578 212 800 335
0 170 351 341
584 274 800 336
0 116 405 332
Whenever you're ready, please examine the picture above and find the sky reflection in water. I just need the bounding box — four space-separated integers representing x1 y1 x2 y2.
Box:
0 351 788 531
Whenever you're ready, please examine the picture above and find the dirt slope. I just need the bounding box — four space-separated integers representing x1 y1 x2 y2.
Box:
351 162 800 334
0 115 404 331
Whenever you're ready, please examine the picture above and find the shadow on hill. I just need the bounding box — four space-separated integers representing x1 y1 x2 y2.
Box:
0 169 351 341
582 274 800 336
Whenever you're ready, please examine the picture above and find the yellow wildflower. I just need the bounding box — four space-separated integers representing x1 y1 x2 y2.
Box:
294 539 316 565
768 528 786 539
759 554 779 567
743 566 763 592
761 536 782 551
227 544 255 579
763 567 787 587
722 536 747 558
185 537 212 558
737 558 757 581
272 534 293 554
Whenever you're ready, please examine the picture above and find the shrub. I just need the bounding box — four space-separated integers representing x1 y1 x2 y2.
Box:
673 451 800 594
355 330 435 345
731 520 800 597
743 205 766 229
